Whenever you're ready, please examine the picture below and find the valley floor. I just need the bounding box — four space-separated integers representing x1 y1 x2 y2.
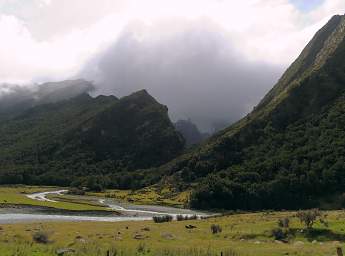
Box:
0 185 188 213
1 211 345 255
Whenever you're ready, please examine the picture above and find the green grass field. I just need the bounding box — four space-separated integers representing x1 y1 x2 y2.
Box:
0 185 188 212
1 211 345 255
0 186 108 212
88 185 191 208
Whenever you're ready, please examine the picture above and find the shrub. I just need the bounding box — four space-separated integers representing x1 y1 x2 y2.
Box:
296 209 327 229
278 218 290 228
68 187 85 195
176 214 198 221
271 228 288 240
32 231 49 244
210 224 222 234
153 215 173 223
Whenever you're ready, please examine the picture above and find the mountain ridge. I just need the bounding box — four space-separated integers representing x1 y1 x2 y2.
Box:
0 89 184 188
155 14 345 210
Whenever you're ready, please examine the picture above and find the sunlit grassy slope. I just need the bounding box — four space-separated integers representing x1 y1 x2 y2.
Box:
2 211 345 255
88 185 191 208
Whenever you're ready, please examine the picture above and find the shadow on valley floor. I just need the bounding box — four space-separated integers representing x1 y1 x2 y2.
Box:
291 228 345 242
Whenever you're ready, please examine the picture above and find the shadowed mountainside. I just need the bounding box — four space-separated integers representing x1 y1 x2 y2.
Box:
0 89 184 188
156 14 345 210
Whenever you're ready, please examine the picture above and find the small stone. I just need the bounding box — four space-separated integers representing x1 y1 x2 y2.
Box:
133 233 147 240
56 248 75 256
312 240 317 244
294 241 304 246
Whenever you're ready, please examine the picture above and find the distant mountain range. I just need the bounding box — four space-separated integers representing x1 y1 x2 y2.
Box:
1 15 345 210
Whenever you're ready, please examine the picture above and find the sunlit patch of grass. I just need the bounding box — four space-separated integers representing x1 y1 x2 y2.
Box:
89 185 191 208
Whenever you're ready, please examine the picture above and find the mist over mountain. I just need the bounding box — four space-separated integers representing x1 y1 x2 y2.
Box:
0 79 93 119
174 119 210 147
157 14 345 210
80 21 284 131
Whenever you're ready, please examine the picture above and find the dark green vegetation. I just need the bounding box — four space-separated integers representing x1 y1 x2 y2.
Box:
174 119 210 147
156 14 345 210
0 87 184 189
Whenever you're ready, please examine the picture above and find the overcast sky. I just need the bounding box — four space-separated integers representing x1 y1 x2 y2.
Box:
0 0 344 131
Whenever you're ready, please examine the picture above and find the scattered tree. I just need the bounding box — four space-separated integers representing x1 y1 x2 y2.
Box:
296 209 327 229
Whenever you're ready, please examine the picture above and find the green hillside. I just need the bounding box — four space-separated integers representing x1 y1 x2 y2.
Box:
157 14 345 210
0 89 184 188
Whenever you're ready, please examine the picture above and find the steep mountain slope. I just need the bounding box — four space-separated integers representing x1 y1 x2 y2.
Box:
0 90 184 187
158 14 345 210
174 119 210 147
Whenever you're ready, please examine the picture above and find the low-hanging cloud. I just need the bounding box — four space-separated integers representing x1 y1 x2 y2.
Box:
1 0 345 130
80 20 284 131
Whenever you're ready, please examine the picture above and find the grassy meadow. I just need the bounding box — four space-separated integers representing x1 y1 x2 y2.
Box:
0 185 189 212
89 185 191 208
1 211 345 255
0 186 108 212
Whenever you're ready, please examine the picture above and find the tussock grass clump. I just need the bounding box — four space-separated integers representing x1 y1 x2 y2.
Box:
32 231 50 244
278 217 290 228
153 215 173 223
210 224 222 234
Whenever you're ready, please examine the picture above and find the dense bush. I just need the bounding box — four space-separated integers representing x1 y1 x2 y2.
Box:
153 215 173 223
271 228 288 241
176 215 198 221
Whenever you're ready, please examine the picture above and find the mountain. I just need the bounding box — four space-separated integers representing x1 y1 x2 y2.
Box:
0 89 184 188
0 79 93 120
157 14 345 210
174 119 210 147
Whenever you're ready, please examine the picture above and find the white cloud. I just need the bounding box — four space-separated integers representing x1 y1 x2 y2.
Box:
0 0 343 84
0 0 344 129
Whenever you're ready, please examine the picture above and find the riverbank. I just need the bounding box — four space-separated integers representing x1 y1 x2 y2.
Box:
0 185 207 224
1 211 345 256
0 186 108 212
0 185 191 212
